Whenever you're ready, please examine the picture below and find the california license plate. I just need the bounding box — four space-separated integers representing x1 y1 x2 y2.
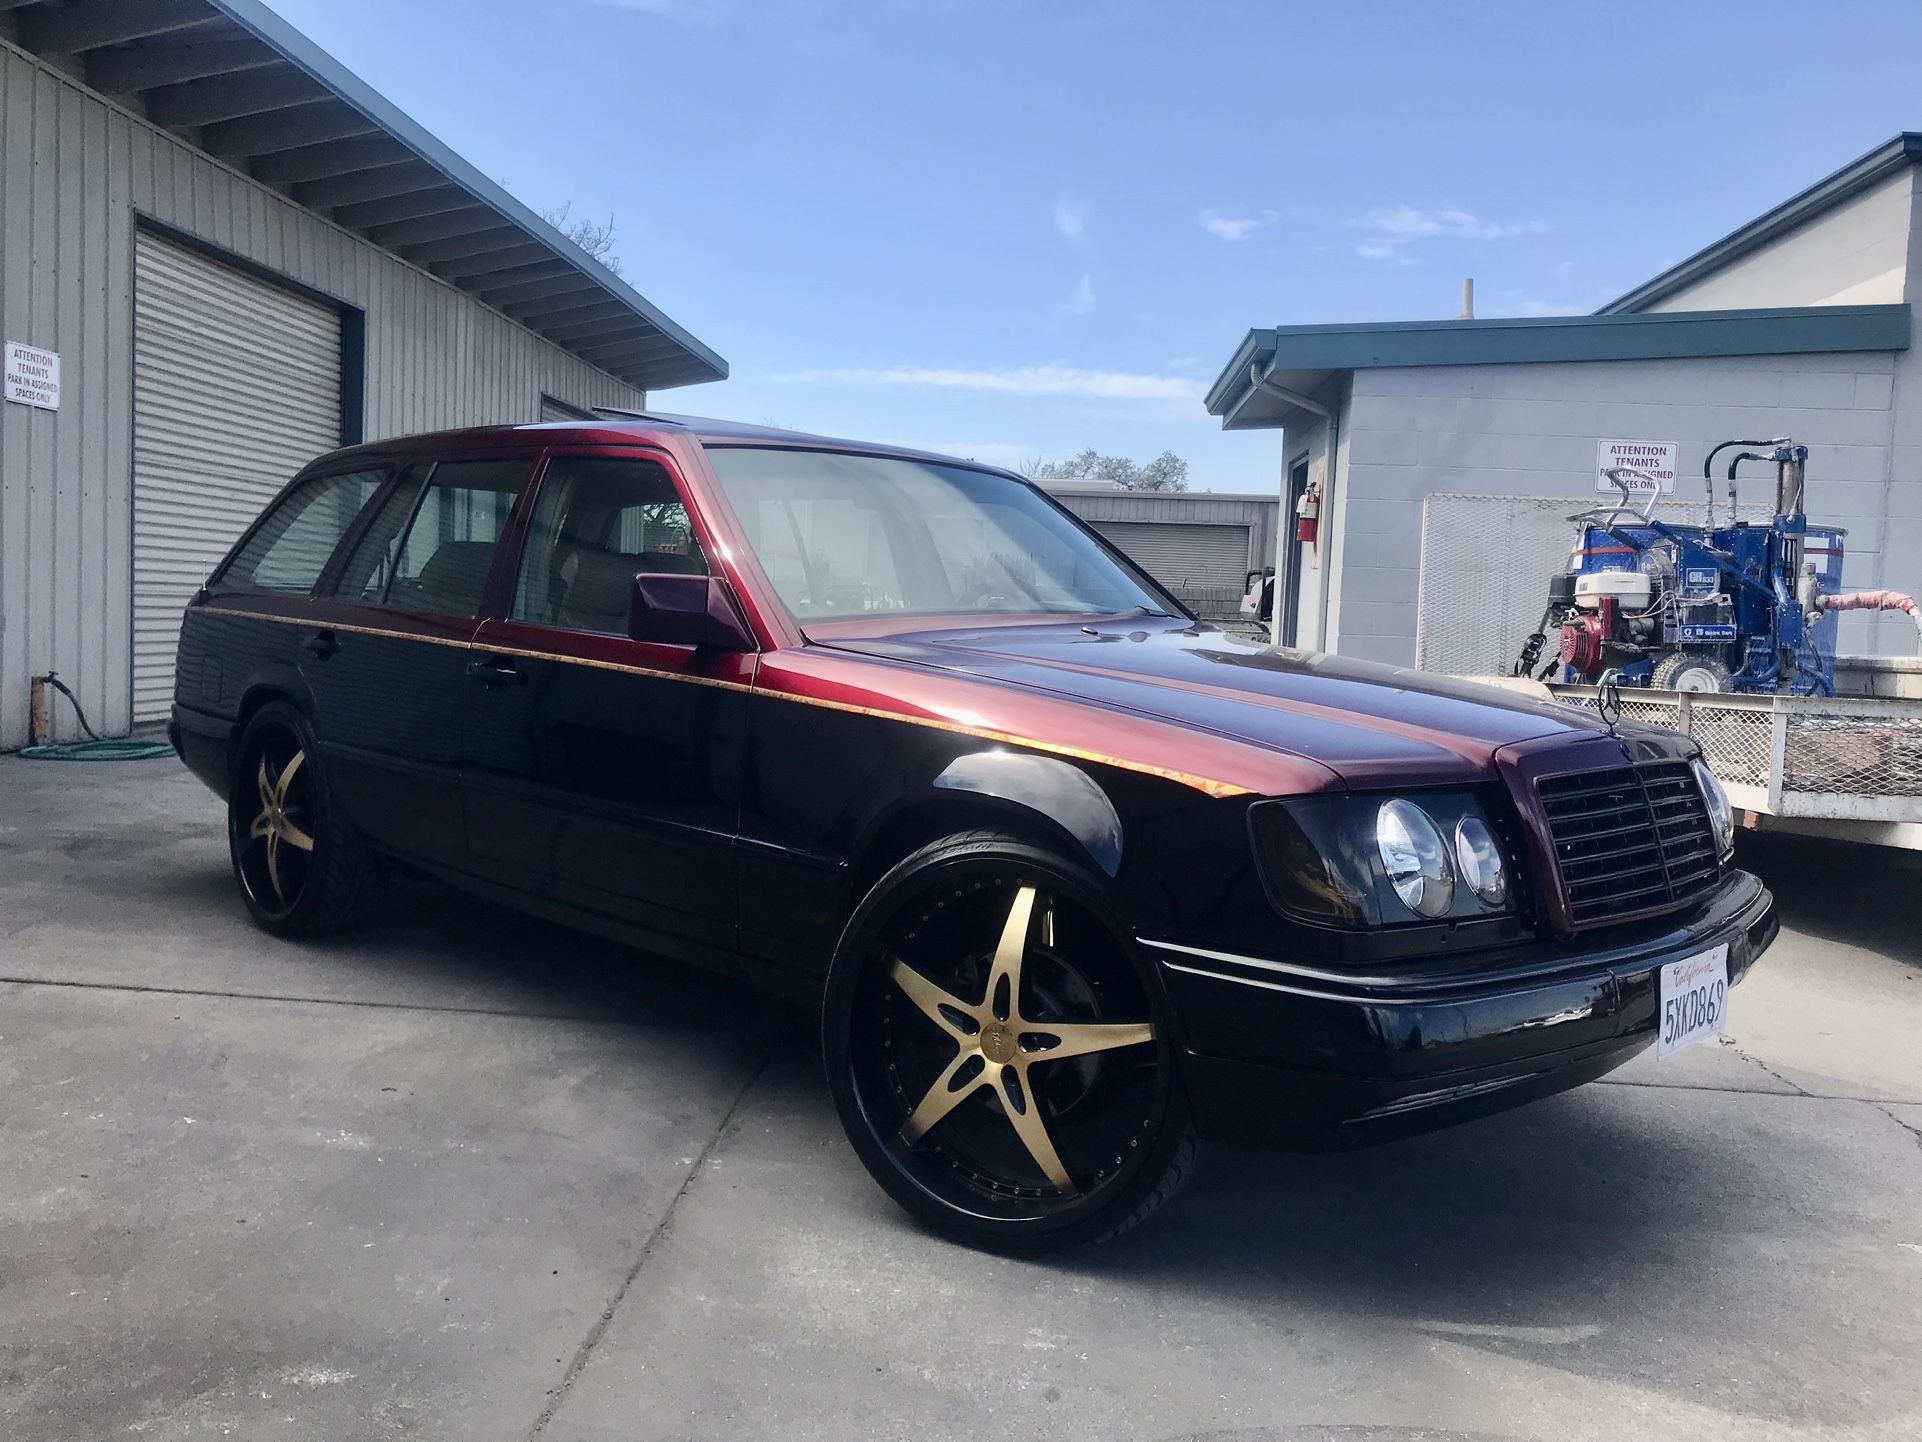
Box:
1657 944 1729 1059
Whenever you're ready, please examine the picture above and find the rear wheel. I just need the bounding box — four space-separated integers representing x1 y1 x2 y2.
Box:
824 831 1200 1253
228 702 382 936
1653 650 1733 693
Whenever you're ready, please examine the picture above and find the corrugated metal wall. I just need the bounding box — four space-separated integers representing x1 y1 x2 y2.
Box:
0 39 650 748
1046 487 1279 620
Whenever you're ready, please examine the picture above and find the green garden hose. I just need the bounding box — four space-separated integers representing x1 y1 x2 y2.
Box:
20 674 174 761
21 739 174 761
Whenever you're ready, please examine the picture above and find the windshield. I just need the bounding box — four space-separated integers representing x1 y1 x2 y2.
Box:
703 446 1177 624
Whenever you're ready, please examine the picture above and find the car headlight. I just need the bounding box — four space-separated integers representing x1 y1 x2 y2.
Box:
1453 814 1508 908
1249 793 1519 928
1375 799 1454 918
1692 757 1735 859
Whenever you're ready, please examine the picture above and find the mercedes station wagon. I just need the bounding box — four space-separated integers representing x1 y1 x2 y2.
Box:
170 416 1777 1251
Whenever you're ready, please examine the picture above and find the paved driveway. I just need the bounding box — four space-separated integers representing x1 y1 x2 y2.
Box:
2 756 1919 1442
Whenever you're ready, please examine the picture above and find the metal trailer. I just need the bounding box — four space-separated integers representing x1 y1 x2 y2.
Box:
1529 655 1922 849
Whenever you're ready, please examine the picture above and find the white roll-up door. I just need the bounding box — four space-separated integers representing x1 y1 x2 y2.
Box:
132 232 341 723
1093 520 1253 620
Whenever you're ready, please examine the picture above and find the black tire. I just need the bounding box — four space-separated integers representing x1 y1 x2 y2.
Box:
227 701 383 937
1652 650 1733 693
823 830 1201 1254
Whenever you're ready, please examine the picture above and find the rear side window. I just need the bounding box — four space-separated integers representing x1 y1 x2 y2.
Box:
332 462 432 602
215 468 386 596
379 459 530 617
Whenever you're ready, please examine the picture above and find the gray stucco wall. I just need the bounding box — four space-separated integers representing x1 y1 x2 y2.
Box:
0 38 649 749
1332 349 1917 665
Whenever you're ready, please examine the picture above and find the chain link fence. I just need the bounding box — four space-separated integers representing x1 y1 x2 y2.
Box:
1552 687 1922 814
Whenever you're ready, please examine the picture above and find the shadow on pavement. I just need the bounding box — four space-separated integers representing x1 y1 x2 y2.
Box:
300 877 804 1035
1735 830 1922 962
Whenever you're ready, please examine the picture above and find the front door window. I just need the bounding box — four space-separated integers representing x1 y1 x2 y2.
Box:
511 454 709 635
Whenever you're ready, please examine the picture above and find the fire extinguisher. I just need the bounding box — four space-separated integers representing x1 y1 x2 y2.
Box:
1295 483 1321 545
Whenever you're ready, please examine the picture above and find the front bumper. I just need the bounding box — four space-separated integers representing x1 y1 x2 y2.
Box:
1151 869 1777 1149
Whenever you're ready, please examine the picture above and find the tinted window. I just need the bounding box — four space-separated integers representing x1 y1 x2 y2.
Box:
379 459 530 617
703 447 1172 623
216 468 385 596
513 455 707 634
331 462 432 602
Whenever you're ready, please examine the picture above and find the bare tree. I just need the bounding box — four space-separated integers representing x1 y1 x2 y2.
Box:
1025 449 1190 492
543 202 624 277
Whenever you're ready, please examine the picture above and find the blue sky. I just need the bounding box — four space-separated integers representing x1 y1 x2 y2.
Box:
264 0 1921 491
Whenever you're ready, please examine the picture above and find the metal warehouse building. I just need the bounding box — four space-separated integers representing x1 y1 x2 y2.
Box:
1207 133 1921 672
0 0 724 750
1043 483 1278 622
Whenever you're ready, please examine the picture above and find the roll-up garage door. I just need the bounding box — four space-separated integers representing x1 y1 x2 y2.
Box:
132 233 341 723
1091 520 1251 617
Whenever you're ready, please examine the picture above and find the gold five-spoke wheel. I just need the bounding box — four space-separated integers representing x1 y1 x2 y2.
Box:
887 884 1154 1196
248 748 314 905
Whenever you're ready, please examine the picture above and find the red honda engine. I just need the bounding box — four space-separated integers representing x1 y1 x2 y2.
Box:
1558 609 1610 679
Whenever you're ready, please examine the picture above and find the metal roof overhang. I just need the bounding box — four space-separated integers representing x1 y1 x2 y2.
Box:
0 0 726 392
1206 304 1912 431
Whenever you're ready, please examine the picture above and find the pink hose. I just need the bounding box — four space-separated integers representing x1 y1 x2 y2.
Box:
1820 590 1922 641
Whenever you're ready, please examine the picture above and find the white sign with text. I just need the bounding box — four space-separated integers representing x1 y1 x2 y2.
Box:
4 342 60 411
1596 438 1677 494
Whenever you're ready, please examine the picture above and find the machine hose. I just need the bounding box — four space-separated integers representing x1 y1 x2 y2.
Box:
1817 590 1922 643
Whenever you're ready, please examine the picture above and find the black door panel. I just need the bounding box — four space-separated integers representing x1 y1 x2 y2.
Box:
299 454 536 870
457 448 751 949
461 629 752 948
296 609 477 865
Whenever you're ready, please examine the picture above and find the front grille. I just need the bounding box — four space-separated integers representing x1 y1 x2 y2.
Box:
1537 761 1722 926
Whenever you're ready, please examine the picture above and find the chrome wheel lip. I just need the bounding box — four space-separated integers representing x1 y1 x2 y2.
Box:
842 864 1172 1231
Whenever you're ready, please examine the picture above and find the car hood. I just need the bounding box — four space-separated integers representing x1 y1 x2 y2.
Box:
814 618 1617 788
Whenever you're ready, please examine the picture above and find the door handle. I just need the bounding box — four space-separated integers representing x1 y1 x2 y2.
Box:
303 629 339 660
466 657 527 688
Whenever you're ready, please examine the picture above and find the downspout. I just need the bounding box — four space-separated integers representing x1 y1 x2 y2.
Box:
1247 360 1337 649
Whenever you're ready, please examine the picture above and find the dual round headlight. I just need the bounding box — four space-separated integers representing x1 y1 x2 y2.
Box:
1374 799 1508 918
1692 757 1736 858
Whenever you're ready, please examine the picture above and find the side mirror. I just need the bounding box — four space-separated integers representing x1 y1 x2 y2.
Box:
627 573 755 651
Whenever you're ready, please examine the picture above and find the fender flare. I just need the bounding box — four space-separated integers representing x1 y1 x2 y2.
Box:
932 750 1124 877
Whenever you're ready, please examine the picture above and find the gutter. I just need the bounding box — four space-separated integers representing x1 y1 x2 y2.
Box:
1246 360 1337 649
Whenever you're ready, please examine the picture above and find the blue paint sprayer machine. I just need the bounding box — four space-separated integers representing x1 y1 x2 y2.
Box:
1514 439 1921 695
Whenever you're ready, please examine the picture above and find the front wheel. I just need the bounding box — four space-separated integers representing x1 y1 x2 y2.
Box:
823 832 1201 1253
227 702 383 937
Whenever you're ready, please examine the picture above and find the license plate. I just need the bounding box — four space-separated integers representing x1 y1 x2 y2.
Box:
1657 944 1729 1059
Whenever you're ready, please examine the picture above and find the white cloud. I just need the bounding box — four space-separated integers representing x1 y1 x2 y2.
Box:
769 364 1204 405
1355 240 1414 266
1053 198 1088 245
1199 209 1263 242
584 0 732 25
1350 205 1546 261
1063 271 1095 315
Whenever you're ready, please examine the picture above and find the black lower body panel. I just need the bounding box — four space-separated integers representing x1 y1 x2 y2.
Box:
169 704 234 796
1154 870 1778 1150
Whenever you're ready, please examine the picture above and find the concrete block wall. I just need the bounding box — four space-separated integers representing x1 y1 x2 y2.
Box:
1332 350 1916 664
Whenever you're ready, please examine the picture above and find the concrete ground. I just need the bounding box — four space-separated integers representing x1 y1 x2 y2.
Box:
1 756 1919 1442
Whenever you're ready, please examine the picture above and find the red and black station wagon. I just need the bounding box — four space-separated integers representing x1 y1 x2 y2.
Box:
170 416 1776 1250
